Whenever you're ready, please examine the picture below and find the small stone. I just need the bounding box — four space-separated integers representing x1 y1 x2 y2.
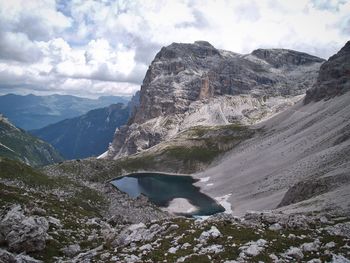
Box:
200 244 224 254
307 259 322 263
269 223 283 231
100 252 110 260
284 247 304 260
165 224 179 233
62 244 81 257
319 216 328 224
168 246 178 254
301 240 320 252
139 244 152 251
47 216 62 228
269 253 278 261
198 226 222 243
325 222 350 238
181 242 191 249
331 254 350 263
324 241 336 249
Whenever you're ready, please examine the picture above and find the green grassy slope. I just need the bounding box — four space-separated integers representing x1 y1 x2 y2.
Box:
0 115 63 167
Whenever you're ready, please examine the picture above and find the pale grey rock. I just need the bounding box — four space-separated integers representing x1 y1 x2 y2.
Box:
113 222 162 247
0 249 42 263
139 244 152 251
269 223 283 231
124 254 140 263
15 254 43 263
181 242 191 249
240 239 267 257
325 222 350 238
283 247 304 260
307 259 322 263
168 246 179 254
0 205 49 253
198 226 222 243
0 248 16 263
106 41 324 159
69 245 103 263
331 254 350 263
100 252 110 260
269 253 279 261
200 244 224 254
165 224 179 233
301 240 320 252
320 216 329 223
47 216 62 228
61 244 81 257
243 211 315 229
324 241 336 249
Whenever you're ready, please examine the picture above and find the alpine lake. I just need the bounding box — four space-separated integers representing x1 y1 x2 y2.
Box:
111 172 225 217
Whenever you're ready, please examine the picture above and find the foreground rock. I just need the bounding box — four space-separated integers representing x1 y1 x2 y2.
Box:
0 205 49 253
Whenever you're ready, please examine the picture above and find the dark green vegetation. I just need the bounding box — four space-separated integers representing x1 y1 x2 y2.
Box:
0 93 129 130
130 123 256 173
0 157 108 262
0 116 63 167
44 123 256 182
31 103 130 159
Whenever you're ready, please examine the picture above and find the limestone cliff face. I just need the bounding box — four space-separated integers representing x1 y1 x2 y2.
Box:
305 41 350 103
106 41 324 159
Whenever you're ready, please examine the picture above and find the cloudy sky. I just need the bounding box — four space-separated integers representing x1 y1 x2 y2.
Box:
0 0 349 98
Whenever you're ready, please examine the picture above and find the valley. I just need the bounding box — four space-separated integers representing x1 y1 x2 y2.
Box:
0 40 350 262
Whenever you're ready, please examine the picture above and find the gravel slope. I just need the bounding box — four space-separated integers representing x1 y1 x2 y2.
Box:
195 93 350 216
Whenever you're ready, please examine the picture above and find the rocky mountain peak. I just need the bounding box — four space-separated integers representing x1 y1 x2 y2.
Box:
251 48 325 68
304 41 350 103
155 41 220 61
106 41 324 158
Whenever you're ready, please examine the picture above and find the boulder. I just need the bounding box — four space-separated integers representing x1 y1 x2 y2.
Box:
0 205 49 253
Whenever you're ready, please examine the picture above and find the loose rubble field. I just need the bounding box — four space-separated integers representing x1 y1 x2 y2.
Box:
1 197 350 262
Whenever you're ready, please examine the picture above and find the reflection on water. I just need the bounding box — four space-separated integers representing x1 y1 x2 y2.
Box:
111 172 225 216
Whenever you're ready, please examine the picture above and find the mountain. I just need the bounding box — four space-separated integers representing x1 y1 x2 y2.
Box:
31 103 130 159
305 41 350 103
0 114 63 166
1 42 349 263
195 41 350 216
0 94 130 130
105 41 324 159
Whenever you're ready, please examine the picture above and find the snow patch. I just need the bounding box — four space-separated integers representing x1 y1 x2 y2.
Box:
162 198 198 214
97 150 108 159
215 194 232 214
200 177 210 182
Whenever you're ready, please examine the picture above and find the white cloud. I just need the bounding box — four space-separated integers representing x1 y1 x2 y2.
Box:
0 0 349 97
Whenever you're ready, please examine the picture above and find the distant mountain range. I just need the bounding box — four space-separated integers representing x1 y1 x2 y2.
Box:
0 114 63 167
31 103 130 159
0 94 130 130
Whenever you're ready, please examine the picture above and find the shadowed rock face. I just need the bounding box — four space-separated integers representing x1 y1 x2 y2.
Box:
305 41 350 103
107 41 324 158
